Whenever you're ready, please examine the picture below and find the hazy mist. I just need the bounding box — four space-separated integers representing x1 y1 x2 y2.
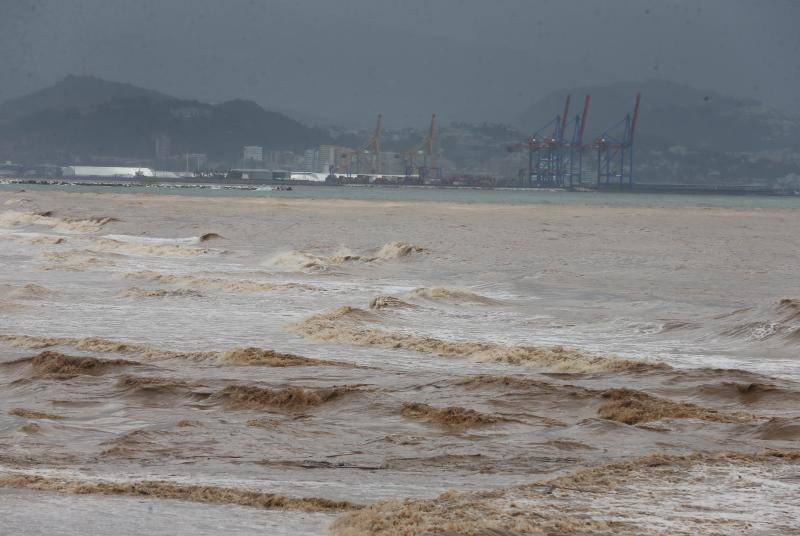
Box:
2 0 799 127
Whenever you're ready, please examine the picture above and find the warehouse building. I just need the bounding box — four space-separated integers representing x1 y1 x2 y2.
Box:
61 166 155 178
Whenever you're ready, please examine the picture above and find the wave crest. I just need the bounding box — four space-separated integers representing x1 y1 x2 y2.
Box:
90 238 212 257
0 231 66 245
268 250 358 272
400 403 507 428
219 347 340 367
407 287 500 304
38 251 114 271
122 272 319 292
0 335 215 361
0 474 357 512
330 451 800 535
210 384 362 410
369 296 415 310
0 335 349 369
268 242 427 272
598 388 745 425
117 287 203 299
372 241 427 260
286 306 663 373
0 210 117 233
116 375 197 390
716 299 800 344
15 351 136 379
199 232 224 242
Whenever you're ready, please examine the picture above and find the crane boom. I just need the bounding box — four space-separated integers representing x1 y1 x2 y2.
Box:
629 93 641 144
425 113 437 168
559 95 571 141
368 114 383 173
578 94 590 146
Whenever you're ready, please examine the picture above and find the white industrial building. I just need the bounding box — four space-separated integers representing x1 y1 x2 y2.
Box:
61 166 155 178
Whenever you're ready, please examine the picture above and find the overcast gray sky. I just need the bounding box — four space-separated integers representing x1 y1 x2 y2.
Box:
2 0 799 127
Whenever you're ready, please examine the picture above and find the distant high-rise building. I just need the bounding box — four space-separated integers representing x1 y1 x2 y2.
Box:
301 146 353 174
243 146 263 166
302 148 319 172
318 145 338 174
264 150 298 168
155 134 171 160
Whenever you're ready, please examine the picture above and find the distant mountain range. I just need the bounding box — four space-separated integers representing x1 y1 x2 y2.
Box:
1 75 799 183
0 75 328 165
517 79 800 154
0 75 172 125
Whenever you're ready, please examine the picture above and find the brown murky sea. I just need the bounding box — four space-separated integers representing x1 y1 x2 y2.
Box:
1 190 799 535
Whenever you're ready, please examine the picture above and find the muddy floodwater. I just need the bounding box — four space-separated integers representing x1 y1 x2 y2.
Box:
1 188 799 535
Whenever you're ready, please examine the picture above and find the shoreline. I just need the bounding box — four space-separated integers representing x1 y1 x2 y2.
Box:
3 176 799 198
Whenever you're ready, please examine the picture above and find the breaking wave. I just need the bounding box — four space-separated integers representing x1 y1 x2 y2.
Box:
329 450 800 535
0 335 350 370
0 230 66 245
286 306 664 373
98 428 180 458
111 376 205 407
456 374 595 398
209 384 363 410
247 418 281 429
716 298 800 344
122 271 320 292
457 375 754 426
0 474 358 512
115 375 198 391
219 347 341 367
117 287 203 299
406 287 500 305
369 296 416 310
199 232 224 242
0 210 118 233
102 233 223 245
457 375 755 425
777 298 800 321
371 241 427 260
267 250 348 272
11 351 136 379
38 251 114 271
268 242 427 272
400 403 507 429
90 238 214 257
597 388 745 425
0 335 216 362
721 320 781 341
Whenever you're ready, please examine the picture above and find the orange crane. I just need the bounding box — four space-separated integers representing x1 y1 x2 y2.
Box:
424 113 438 169
336 114 383 176
402 113 440 181
368 113 383 174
